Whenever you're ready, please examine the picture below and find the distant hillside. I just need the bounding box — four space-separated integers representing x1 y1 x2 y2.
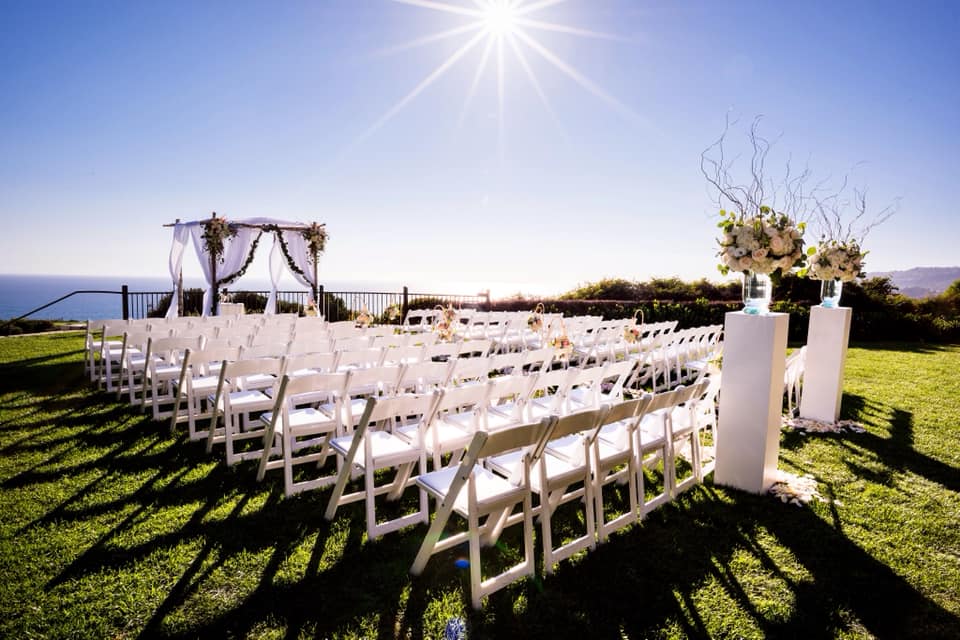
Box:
870 266 960 299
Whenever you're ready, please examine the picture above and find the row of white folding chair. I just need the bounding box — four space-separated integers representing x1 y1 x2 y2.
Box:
169 348 341 439
784 346 806 417
409 381 708 609
660 324 723 387
251 359 609 497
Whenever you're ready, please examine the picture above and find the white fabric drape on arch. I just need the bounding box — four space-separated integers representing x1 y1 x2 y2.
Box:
280 229 318 295
189 225 260 316
164 216 318 317
165 223 191 319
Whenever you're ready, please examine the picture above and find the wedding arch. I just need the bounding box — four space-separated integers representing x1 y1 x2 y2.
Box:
164 213 327 317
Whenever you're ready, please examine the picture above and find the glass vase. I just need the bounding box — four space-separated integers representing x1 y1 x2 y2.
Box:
742 271 772 315
820 279 843 308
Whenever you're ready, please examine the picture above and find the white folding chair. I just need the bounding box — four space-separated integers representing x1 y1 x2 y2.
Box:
257 372 348 496
589 396 651 542
396 360 453 394
146 336 204 420
169 346 241 439
206 357 283 466
667 380 711 496
489 408 607 574
324 393 440 540
410 417 557 609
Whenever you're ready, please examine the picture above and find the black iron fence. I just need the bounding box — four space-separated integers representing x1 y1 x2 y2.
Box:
130 286 490 321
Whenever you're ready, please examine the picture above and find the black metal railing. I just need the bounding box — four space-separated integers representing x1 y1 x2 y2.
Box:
3 285 492 324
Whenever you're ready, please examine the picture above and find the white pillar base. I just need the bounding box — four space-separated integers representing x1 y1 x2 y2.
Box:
715 311 789 494
799 306 852 423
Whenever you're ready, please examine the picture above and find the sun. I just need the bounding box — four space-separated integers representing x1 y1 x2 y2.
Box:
483 1 517 35
354 0 640 154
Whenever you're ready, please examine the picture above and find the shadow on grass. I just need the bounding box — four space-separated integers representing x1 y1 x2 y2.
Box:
839 393 960 494
5 366 959 638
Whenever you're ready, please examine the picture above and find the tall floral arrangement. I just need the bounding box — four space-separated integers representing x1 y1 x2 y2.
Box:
302 223 328 264
716 206 806 276
806 183 896 283
201 215 237 263
806 240 865 282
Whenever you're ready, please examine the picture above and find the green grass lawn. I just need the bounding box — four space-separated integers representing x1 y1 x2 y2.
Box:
1 333 958 639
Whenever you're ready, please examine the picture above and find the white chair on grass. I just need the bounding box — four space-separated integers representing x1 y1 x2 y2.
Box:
488 408 608 574
402 383 486 470
589 397 651 543
206 357 284 466
666 380 711 496
324 393 440 540
396 360 453 394
145 336 204 420
410 417 557 609
784 346 807 417
256 372 348 496
169 346 241 439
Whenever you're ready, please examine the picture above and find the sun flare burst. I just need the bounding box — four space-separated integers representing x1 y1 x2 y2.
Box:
356 0 640 156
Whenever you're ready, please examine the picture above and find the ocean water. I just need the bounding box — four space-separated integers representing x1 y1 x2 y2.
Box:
0 274 551 321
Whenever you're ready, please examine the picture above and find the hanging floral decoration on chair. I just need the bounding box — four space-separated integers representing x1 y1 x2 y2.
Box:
624 308 644 344
433 304 458 342
527 303 545 333
548 319 572 359
201 215 237 264
355 305 374 328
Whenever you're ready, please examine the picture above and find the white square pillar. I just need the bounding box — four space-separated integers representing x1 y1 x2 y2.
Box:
799 306 852 423
715 311 789 494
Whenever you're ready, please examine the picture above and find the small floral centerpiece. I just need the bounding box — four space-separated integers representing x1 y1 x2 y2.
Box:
201 214 237 262
355 305 373 328
717 207 807 314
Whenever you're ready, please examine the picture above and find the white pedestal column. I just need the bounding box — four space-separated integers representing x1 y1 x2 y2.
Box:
799 306 852 423
715 311 789 494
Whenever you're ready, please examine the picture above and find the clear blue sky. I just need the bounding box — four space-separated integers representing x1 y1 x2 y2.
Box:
1 0 957 297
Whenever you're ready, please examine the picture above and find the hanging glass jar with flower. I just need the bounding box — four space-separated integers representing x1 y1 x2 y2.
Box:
433 304 458 342
355 305 374 328
805 240 865 308
527 303 545 334
717 206 807 315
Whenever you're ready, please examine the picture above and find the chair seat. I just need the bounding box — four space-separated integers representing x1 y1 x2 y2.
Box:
210 389 271 411
150 364 182 379
330 430 420 468
485 411 524 432
637 413 667 448
179 375 218 392
242 373 277 390
418 465 525 516
260 407 334 432
487 448 581 492
545 433 586 466
397 420 471 453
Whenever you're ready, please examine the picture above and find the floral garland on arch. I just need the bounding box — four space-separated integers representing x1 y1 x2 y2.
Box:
201 215 237 263
218 231 264 286
270 224 328 282
717 206 807 276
